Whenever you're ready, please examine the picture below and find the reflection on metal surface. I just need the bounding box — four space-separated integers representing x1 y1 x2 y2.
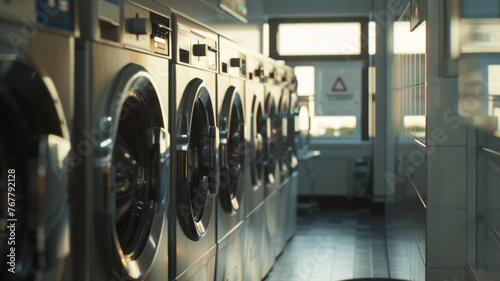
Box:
478 214 500 248
309 116 357 137
444 0 461 60
459 56 500 137
461 19 500 53
403 115 426 139
297 105 309 136
451 17 500 134
488 65 500 96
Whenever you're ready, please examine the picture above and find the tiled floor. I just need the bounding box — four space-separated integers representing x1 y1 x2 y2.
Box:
264 207 390 281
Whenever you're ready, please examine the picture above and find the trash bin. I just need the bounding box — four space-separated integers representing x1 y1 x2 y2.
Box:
353 156 372 198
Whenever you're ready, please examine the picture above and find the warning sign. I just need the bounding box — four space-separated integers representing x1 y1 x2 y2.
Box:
316 61 363 116
331 76 347 92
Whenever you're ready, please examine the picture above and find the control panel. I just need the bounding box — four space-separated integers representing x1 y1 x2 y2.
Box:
245 53 264 83
150 12 171 56
220 38 246 79
174 15 218 72
123 1 171 57
191 32 218 71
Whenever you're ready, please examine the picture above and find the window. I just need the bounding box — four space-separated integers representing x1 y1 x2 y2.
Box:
268 17 369 61
369 21 376 55
277 22 361 56
393 21 426 54
270 17 370 140
294 65 360 140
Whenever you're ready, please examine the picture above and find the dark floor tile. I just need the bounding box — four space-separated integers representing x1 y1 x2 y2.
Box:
264 207 390 281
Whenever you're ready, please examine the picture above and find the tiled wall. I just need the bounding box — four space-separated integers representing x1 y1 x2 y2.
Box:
476 132 500 278
385 3 428 280
386 0 468 280
425 0 468 279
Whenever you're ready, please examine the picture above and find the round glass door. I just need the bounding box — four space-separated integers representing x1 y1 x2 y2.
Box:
278 92 290 178
99 64 167 279
177 78 216 241
288 94 299 170
188 99 213 222
112 93 156 258
263 93 276 187
219 87 245 215
0 58 70 280
249 95 264 190
0 86 31 280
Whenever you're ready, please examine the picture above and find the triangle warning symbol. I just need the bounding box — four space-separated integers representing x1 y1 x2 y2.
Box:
331 76 347 92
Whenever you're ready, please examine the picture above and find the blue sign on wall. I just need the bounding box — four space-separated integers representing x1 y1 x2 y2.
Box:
35 0 74 32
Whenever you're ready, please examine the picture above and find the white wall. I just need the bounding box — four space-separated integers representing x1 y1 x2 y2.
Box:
385 0 476 280
297 142 372 196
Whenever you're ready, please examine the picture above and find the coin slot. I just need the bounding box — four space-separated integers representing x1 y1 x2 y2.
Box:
99 19 119 42
180 48 190 64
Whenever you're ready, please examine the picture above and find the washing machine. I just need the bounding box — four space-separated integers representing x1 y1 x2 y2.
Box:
169 13 218 281
242 51 266 281
274 63 290 257
260 57 281 278
0 1 75 280
262 58 281 196
276 64 290 185
282 65 299 243
215 36 247 281
74 1 171 280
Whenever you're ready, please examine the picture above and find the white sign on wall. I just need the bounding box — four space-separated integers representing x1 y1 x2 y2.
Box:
315 61 363 116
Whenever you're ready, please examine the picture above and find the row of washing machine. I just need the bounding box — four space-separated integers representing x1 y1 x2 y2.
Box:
0 0 299 281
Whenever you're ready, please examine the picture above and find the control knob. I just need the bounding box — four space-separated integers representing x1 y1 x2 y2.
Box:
193 44 207 57
127 17 151 35
255 68 263 78
230 58 241 67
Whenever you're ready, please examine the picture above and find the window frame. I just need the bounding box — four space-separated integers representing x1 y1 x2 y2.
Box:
290 63 370 141
269 17 370 140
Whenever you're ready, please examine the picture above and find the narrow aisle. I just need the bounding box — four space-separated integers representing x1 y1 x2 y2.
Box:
264 207 389 281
